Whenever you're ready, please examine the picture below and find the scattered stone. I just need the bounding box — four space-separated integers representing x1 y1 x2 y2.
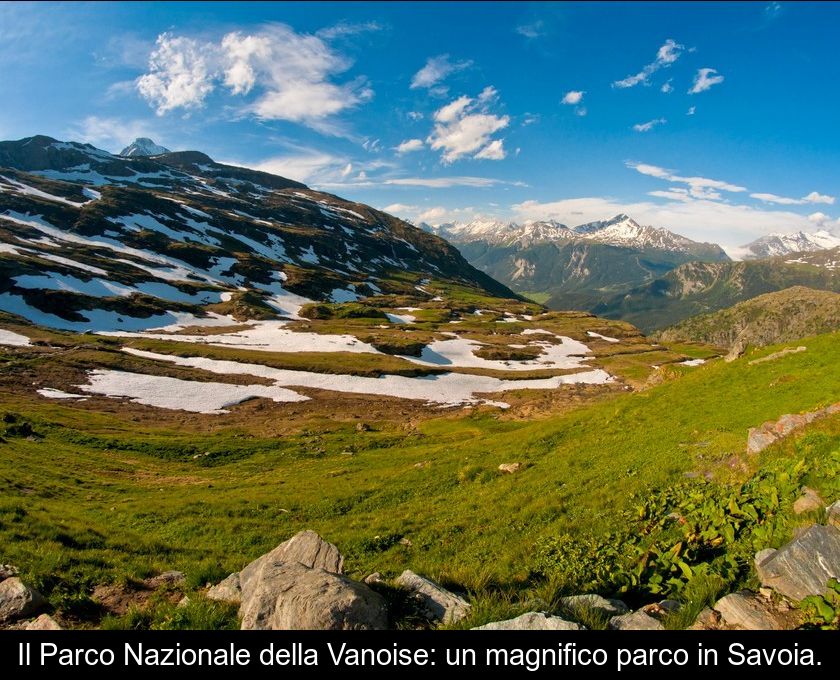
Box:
474 612 583 630
559 594 629 618
413 461 431 469
145 570 186 589
643 599 680 619
399 537 413 547
0 565 19 580
748 346 807 365
773 414 809 437
608 610 664 630
725 337 747 363
688 607 721 630
827 501 840 529
207 572 242 603
239 562 387 630
714 591 785 630
23 614 61 631
363 573 384 585
747 425 778 455
396 570 471 624
355 422 371 432
747 403 840 454
755 524 840 601
177 596 190 608
498 463 522 474
0 577 46 622
793 487 826 515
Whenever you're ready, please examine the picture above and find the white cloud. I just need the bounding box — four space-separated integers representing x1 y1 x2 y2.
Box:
384 177 522 188
613 38 684 88
474 139 506 160
750 191 835 206
232 149 352 184
628 161 747 199
137 33 215 114
68 116 162 152
407 111 424 121
417 206 449 223
687 106 696 115
395 138 424 154
561 90 584 105
315 21 382 40
689 68 724 94
632 118 667 132
137 24 371 130
410 54 471 90
382 203 417 214
516 21 545 39
427 92 510 163
661 80 673 94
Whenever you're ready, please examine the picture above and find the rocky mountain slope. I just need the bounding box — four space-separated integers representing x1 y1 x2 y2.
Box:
0 135 514 333
656 286 840 349
427 214 729 310
592 253 840 332
740 229 840 259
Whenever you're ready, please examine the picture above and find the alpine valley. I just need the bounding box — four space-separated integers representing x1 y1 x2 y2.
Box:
0 135 838 634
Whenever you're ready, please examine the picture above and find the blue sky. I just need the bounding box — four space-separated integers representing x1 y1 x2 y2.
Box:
1 1 839 250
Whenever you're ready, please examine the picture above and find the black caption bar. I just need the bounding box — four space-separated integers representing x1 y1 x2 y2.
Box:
4 631 834 676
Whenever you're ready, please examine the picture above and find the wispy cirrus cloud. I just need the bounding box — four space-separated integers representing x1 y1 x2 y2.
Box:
751 190 835 205
632 118 667 133
689 68 724 94
409 54 472 90
628 161 747 200
613 38 684 88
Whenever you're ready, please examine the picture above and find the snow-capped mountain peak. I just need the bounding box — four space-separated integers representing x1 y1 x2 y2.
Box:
740 229 840 259
119 137 171 157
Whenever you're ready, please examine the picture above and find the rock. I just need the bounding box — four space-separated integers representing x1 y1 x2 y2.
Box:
241 530 344 596
239 562 387 630
754 548 777 571
688 607 721 630
793 487 825 515
355 422 370 432
608 610 664 630
498 463 522 474
725 337 746 362
755 524 840 601
396 570 471 624
642 599 681 619
748 346 806 365
145 570 186 588
473 612 583 630
747 425 777 454
773 414 809 437
24 614 61 630
363 573 384 585
177 596 190 608
714 591 785 630
0 564 19 580
0 577 46 622
827 500 840 529
206 573 241 603
559 594 629 618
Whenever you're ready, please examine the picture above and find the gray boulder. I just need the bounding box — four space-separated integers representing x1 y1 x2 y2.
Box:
240 530 343 598
559 594 629 618
145 570 186 588
24 614 62 630
792 487 825 515
206 572 241 604
755 524 840 601
474 612 583 630
714 591 784 630
239 561 387 630
396 570 471 624
0 565 18 580
0 577 46 622
608 610 664 630
826 500 840 529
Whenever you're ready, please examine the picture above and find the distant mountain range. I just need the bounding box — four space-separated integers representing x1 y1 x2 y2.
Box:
592 248 840 332
739 229 840 259
0 135 513 332
423 214 730 310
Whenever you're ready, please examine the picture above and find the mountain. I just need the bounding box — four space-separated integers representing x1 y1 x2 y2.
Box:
0 135 515 331
119 137 171 157
592 253 840 332
739 229 840 259
428 213 729 310
655 286 840 349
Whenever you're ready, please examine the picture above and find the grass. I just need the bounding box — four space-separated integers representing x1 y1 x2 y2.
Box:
0 330 837 628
